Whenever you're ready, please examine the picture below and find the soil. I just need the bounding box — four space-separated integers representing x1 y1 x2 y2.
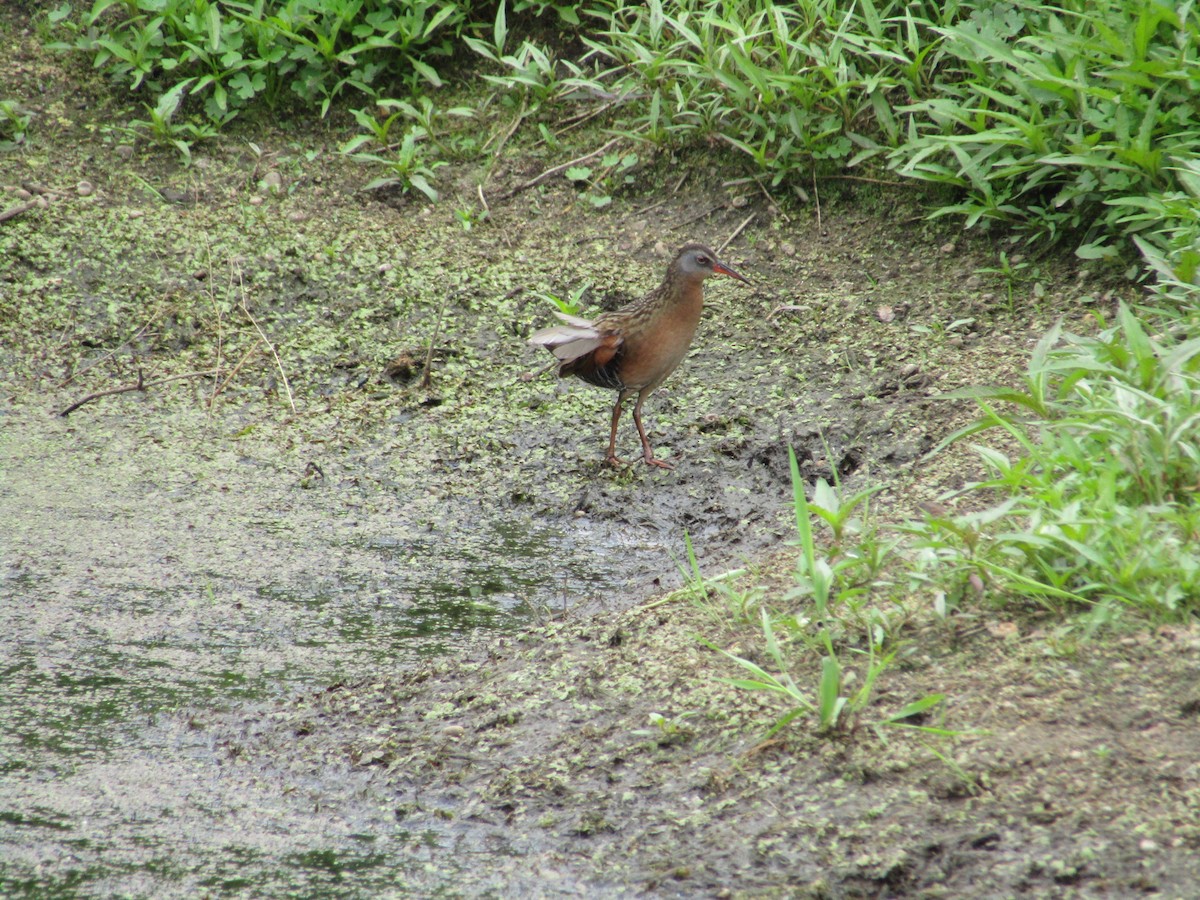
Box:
3 10 1199 899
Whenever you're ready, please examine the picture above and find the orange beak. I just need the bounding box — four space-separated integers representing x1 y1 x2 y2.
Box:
713 260 751 285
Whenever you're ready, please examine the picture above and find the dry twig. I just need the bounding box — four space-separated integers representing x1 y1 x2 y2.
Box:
59 368 218 417
717 212 756 254
498 136 623 200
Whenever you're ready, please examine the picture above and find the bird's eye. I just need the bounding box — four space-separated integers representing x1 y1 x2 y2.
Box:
697 255 711 266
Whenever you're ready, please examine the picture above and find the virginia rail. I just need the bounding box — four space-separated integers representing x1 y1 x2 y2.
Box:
529 243 750 469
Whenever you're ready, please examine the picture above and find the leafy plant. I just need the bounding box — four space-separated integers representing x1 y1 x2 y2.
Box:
696 446 942 736
123 79 220 163
49 0 470 125
0 100 31 151
564 151 638 208
536 283 590 318
913 304 1200 621
340 104 447 199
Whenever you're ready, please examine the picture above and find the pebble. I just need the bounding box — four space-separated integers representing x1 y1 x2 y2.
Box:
115 145 134 161
731 195 748 208
76 181 95 197
259 171 283 194
940 242 955 254
780 241 796 257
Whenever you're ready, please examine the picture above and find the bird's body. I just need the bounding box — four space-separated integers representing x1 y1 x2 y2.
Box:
529 243 750 468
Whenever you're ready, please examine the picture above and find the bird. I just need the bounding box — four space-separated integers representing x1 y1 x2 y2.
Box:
529 242 751 469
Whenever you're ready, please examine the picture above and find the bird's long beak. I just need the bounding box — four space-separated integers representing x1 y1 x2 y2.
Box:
713 260 751 285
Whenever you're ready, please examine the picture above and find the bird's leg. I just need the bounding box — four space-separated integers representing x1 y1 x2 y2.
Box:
632 391 673 469
605 392 628 467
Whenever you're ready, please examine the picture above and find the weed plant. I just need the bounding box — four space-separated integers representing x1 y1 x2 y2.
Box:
49 0 1200 286
914 304 1200 622
692 449 946 738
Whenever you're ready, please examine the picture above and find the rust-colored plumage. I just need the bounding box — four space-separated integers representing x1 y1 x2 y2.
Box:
529 243 751 469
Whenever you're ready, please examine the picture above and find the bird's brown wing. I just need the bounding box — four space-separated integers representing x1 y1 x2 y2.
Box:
561 331 625 390
528 312 626 390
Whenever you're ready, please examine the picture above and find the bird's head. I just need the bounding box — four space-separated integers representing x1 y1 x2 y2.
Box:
674 243 751 285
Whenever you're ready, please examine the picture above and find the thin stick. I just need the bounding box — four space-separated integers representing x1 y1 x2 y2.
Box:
0 200 38 223
812 169 822 234
669 203 725 231
477 183 490 215
546 92 631 140
481 100 526 156
59 368 219 417
208 247 227 411
238 269 297 413
55 310 166 389
498 136 623 200
209 339 263 408
717 212 755 254
634 197 670 216
824 174 906 186
754 176 791 223
767 304 809 320
421 291 453 390
481 100 528 194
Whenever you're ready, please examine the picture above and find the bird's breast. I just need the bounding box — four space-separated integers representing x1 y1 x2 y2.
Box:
617 294 704 391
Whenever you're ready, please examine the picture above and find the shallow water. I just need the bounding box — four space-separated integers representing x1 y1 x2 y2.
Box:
0 403 659 896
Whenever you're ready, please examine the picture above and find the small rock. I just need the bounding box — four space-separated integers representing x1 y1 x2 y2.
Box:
780 241 797 257
76 181 95 197
1139 839 1159 853
248 195 264 207
378 262 394 275
14 188 31 201
287 210 307 223
731 195 748 208
259 170 283 194
115 145 134 161
442 725 465 739
940 241 955 254
876 305 894 323
899 363 919 378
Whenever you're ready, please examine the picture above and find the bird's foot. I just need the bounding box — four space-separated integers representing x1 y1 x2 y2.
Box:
605 454 627 468
644 455 674 470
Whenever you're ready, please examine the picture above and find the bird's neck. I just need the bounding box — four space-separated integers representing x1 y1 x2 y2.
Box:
658 271 705 309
